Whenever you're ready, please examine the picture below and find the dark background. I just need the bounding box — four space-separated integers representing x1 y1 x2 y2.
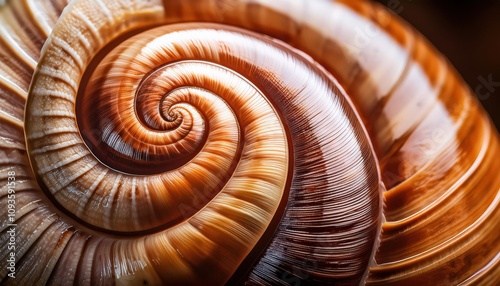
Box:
374 0 500 132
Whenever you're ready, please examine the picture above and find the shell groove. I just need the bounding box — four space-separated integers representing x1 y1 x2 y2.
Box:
0 0 499 285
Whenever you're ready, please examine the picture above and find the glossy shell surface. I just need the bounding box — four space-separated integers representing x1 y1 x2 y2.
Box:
0 0 499 285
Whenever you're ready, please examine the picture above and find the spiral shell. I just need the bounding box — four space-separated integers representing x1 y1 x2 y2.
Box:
0 0 499 285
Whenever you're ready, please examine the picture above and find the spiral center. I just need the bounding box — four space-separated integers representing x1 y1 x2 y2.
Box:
27 24 295 238
76 57 210 175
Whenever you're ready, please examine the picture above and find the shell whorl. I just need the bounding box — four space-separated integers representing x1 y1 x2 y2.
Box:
0 0 499 285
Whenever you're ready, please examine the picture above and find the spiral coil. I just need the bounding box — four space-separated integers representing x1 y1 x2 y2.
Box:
0 0 498 285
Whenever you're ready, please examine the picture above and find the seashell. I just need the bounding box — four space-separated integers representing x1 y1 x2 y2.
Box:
0 0 498 285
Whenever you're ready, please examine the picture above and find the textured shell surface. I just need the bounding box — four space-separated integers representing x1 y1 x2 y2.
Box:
0 0 499 285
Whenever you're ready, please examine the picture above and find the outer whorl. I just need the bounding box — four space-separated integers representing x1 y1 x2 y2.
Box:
0 0 498 285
